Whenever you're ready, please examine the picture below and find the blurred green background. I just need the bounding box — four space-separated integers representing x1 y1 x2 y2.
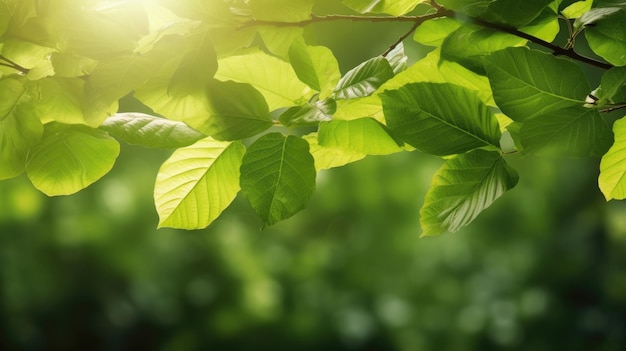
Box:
2 1 626 350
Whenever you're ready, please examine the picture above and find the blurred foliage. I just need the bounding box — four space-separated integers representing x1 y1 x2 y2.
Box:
2 0 626 350
2 133 626 350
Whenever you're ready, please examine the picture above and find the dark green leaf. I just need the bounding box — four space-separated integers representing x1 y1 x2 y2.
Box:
420 150 519 236
334 56 394 99
519 106 613 157
240 133 316 226
482 0 554 27
485 47 590 122
99 113 206 149
381 82 501 156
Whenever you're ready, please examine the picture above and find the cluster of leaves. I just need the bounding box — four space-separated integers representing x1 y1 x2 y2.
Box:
1 0 625 236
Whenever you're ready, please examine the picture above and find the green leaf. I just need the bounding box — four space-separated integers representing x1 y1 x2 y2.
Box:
25 123 120 196
289 40 341 98
519 106 613 157
200 80 273 141
99 113 205 149
154 138 246 229
259 27 305 59
381 82 501 156
436 0 492 17
342 0 425 15
302 133 366 171
318 118 403 155
215 50 310 110
334 56 394 99
485 47 590 122
413 17 462 47
520 3 560 42
240 133 316 226
385 42 409 74
482 0 554 27
50 53 97 78
383 48 495 106
279 98 336 127
574 7 622 31
168 26 218 96
594 67 626 106
420 150 519 237
599 117 626 200
562 0 593 18
30 77 87 124
441 24 526 74
0 78 43 180
87 54 158 105
585 9 626 66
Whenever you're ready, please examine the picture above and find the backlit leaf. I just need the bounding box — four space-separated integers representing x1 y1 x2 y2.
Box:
420 150 519 237
342 0 425 16
599 117 626 200
154 138 245 229
302 133 366 171
26 123 120 196
0 78 42 180
317 118 403 155
216 50 310 110
289 40 341 98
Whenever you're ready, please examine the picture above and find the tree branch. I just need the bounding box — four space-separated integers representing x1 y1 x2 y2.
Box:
238 6 613 70
238 13 445 29
467 15 613 70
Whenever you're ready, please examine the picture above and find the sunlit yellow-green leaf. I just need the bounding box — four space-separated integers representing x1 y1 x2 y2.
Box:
599 117 626 200
0 78 42 180
289 40 341 98
216 50 310 110
154 138 245 229
26 123 120 196
318 118 403 155
302 133 366 171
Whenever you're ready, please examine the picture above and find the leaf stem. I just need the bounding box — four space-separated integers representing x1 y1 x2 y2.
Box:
0 54 30 74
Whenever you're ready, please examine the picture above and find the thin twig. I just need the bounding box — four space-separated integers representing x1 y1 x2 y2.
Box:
467 15 612 70
382 21 423 56
238 14 428 28
600 104 626 113
238 6 613 70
